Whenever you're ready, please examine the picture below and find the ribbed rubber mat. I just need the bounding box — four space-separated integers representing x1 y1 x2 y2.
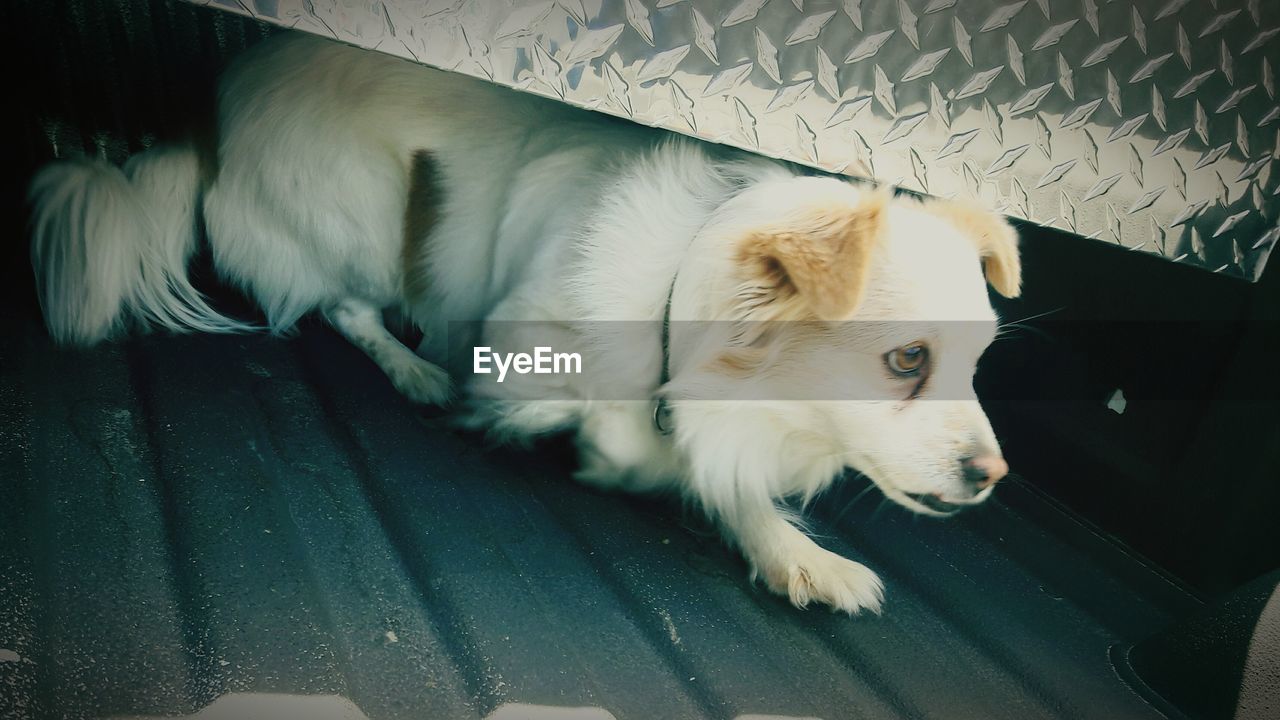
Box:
0 313 1197 719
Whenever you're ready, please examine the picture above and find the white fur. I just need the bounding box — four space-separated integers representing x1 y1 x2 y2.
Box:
30 33 1019 615
28 145 253 344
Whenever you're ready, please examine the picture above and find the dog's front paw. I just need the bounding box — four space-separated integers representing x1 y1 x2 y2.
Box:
759 545 884 615
388 357 453 406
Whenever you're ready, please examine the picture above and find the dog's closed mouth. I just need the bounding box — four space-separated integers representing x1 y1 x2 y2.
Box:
908 493 967 515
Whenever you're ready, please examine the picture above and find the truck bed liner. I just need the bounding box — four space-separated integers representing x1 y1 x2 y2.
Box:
0 312 1195 719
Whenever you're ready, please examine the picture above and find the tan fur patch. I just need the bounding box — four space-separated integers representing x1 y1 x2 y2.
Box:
710 322 818 378
713 346 771 377
927 201 1022 298
402 151 445 304
738 189 890 322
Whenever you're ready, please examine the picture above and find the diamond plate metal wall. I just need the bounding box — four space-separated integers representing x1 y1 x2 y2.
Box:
187 0 1280 280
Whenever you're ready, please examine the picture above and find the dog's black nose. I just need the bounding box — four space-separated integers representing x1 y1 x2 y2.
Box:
961 455 1008 490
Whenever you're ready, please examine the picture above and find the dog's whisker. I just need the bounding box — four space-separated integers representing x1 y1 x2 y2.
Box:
998 322 1056 343
867 497 892 525
998 306 1064 328
833 478 881 524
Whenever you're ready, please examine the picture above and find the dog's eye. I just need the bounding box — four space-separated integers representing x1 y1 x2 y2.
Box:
886 342 928 376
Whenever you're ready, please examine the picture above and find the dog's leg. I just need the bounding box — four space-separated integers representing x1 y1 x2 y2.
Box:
727 505 884 614
679 406 884 614
325 298 452 405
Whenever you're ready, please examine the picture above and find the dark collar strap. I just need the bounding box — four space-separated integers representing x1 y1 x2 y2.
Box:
653 276 676 435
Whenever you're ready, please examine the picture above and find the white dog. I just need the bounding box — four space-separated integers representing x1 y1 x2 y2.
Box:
29 33 1019 614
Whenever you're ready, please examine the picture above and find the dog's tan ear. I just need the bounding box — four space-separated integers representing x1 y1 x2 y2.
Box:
739 191 889 321
929 201 1022 298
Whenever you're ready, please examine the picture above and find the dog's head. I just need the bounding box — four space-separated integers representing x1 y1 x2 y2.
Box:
673 176 1020 516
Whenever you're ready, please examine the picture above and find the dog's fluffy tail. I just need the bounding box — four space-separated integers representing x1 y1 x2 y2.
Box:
28 142 252 345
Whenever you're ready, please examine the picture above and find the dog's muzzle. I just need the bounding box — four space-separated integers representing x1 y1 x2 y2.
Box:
907 455 1010 515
